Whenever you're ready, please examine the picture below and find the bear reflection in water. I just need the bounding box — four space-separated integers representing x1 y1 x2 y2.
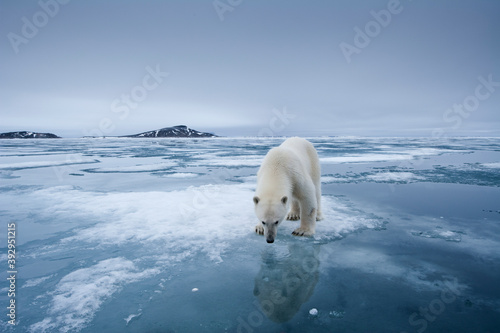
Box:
253 244 320 323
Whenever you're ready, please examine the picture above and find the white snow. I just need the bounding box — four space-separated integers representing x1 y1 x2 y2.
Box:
312 195 385 241
191 155 263 167
30 258 158 333
28 183 384 261
0 159 99 170
411 229 463 242
124 311 142 325
482 162 500 168
309 308 318 316
24 275 54 288
321 176 347 183
320 148 442 164
366 172 424 182
320 154 413 164
165 172 199 178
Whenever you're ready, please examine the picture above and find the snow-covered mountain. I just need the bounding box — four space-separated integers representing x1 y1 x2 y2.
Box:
0 131 60 139
124 125 217 138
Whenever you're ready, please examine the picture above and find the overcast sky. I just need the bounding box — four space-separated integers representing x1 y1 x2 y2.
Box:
1 0 499 137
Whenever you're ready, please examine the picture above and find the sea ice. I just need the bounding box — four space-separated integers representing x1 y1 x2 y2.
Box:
0 137 498 332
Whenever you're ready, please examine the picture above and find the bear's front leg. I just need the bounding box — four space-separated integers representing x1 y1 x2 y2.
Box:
292 207 316 237
255 224 264 235
292 227 314 236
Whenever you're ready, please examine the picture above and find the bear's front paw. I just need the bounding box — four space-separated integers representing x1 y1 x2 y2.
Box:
316 212 323 221
287 212 300 221
255 224 264 235
292 227 314 237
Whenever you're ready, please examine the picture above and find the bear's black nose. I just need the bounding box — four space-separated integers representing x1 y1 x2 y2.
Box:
266 238 274 244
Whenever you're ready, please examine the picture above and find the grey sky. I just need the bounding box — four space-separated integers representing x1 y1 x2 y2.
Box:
1 0 499 137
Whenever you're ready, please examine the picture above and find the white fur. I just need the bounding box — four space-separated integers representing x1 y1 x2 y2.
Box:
253 137 322 243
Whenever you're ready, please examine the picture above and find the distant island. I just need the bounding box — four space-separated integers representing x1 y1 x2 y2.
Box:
0 131 60 139
122 125 217 138
1 126 217 139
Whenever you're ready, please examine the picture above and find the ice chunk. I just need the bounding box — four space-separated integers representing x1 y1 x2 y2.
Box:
164 172 199 178
482 162 500 168
366 172 424 183
124 311 142 325
309 308 318 316
411 229 463 242
0 159 99 170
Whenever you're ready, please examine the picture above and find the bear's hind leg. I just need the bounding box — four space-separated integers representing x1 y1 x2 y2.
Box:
287 199 300 221
314 176 323 221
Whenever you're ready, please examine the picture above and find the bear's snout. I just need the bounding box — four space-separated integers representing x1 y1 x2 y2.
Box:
266 237 275 243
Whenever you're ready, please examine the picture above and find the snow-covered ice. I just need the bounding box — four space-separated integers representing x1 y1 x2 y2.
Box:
0 137 499 332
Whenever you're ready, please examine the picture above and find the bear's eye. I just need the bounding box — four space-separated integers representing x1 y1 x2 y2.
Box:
274 221 279 225
262 221 266 225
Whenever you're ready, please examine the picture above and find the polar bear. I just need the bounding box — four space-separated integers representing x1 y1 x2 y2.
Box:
253 137 322 243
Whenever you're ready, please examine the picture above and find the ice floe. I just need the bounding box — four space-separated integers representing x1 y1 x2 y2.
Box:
0 159 99 170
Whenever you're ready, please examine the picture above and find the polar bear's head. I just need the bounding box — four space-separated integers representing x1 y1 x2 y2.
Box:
253 195 289 243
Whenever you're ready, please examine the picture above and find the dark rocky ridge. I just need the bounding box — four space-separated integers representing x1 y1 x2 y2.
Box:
0 131 60 139
1 126 217 138
123 125 217 138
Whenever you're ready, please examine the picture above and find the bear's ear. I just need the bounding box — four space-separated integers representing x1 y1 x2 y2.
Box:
281 196 288 205
253 196 260 205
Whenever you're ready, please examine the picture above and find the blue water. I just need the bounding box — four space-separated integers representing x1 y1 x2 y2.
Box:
0 137 499 332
